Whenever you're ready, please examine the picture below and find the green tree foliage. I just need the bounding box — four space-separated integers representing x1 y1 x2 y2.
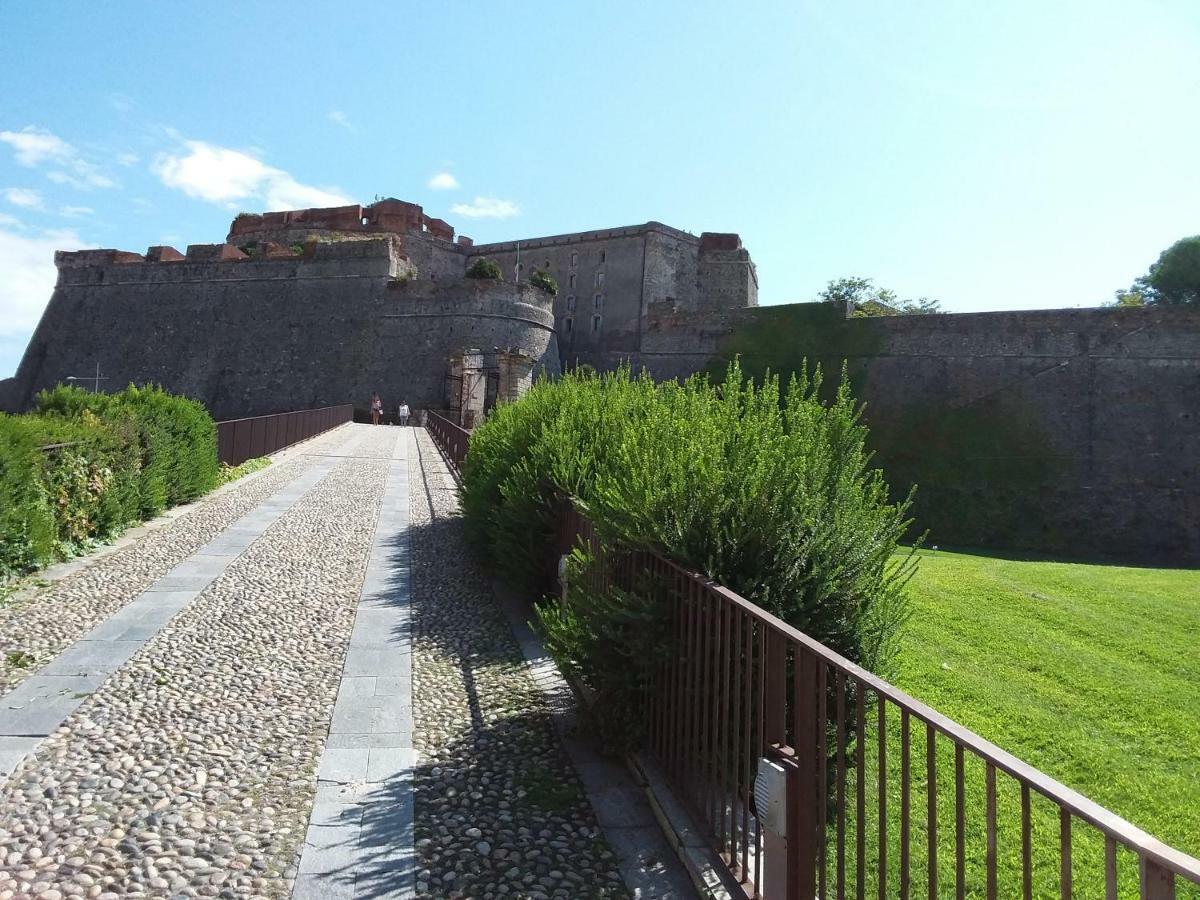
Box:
819 276 942 317
465 257 503 280
461 363 919 746
1126 235 1200 307
1106 288 1148 308
529 268 558 295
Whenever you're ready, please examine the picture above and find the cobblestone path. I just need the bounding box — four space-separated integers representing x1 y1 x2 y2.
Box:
0 425 676 899
409 430 627 900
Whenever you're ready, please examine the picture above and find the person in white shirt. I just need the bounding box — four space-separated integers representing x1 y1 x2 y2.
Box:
398 402 410 427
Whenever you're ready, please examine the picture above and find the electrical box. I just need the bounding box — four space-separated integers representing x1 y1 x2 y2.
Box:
754 757 788 837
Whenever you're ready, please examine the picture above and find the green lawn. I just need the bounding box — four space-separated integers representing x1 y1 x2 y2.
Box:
848 548 1200 898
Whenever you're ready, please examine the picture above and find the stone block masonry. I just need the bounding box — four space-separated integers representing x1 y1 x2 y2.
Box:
636 302 1200 565
3 235 560 420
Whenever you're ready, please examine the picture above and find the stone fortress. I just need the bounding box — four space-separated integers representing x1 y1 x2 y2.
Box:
2 197 1198 564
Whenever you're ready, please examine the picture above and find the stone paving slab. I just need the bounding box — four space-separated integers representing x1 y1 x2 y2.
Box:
294 432 414 899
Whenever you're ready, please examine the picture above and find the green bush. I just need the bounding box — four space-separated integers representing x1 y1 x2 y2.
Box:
529 268 558 295
1 384 220 579
0 416 56 575
465 257 503 280
0 411 140 576
461 362 919 746
37 384 218 517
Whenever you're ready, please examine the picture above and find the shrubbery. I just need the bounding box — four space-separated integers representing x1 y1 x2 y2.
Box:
0 384 219 578
461 363 919 746
465 257 503 280
529 268 558 295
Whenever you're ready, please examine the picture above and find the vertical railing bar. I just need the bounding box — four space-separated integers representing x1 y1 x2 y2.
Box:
818 663 828 900
928 722 938 900
901 708 911 900
1059 809 1071 900
741 611 752 884
878 695 887 900
1021 783 1032 900
837 671 847 900
955 744 965 900
707 589 720 835
671 569 684 785
730 606 744 879
719 594 732 856
690 579 702 810
856 678 866 900
1105 836 1117 900
755 621 766 896
986 762 997 900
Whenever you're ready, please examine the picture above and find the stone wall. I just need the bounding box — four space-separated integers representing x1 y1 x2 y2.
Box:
4 239 558 421
468 223 757 372
634 302 1200 565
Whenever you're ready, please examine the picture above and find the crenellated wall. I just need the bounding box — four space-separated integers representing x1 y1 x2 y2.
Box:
4 237 558 420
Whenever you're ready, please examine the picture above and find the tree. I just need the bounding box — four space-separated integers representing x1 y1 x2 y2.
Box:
818 276 942 317
1105 288 1147 309
1135 236 1200 307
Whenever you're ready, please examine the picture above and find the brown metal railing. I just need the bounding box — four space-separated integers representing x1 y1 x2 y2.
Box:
558 505 1200 900
215 404 353 466
426 409 470 473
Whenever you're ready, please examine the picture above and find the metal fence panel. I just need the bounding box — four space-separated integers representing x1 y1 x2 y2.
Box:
215 404 353 466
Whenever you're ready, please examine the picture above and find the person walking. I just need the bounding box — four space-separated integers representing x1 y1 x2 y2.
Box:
398 401 410 427
370 392 382 426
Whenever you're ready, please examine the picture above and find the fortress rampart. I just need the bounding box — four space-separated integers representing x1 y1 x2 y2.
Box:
635 302 1200 564
3 232 558 420
3 195 1197 563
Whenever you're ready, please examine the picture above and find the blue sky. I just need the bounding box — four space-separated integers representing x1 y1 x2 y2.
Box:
2 0 1198 377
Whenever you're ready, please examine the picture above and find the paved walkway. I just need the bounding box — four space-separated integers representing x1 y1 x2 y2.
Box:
0 424 692 899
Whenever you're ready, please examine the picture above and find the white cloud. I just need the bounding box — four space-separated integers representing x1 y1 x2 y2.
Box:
47 166 116 190
328 110 352 130
0 213 21 228
153 140 351 211
4 188 44 210
0 127 74 166
116 152 140 167
59 205 93 218
0 226 92 336
0 126 115 190
427 172 460 191
450 196 520 219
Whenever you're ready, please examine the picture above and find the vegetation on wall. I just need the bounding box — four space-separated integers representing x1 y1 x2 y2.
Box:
0 385 219 579
529 268 558 295
707 302 884 399
461 363 918 747
868 400 1062 550
465 257 503 280
711 305 1071 551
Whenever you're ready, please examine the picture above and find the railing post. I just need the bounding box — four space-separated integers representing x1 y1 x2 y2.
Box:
1142 857 1176 900
792 650 821 899
761 631 794 900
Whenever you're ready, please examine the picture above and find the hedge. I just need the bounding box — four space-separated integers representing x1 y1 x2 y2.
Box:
460 362 920 748
0 385 219 578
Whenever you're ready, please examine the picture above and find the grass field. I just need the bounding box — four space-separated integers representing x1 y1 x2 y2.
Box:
845 547 1200 898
